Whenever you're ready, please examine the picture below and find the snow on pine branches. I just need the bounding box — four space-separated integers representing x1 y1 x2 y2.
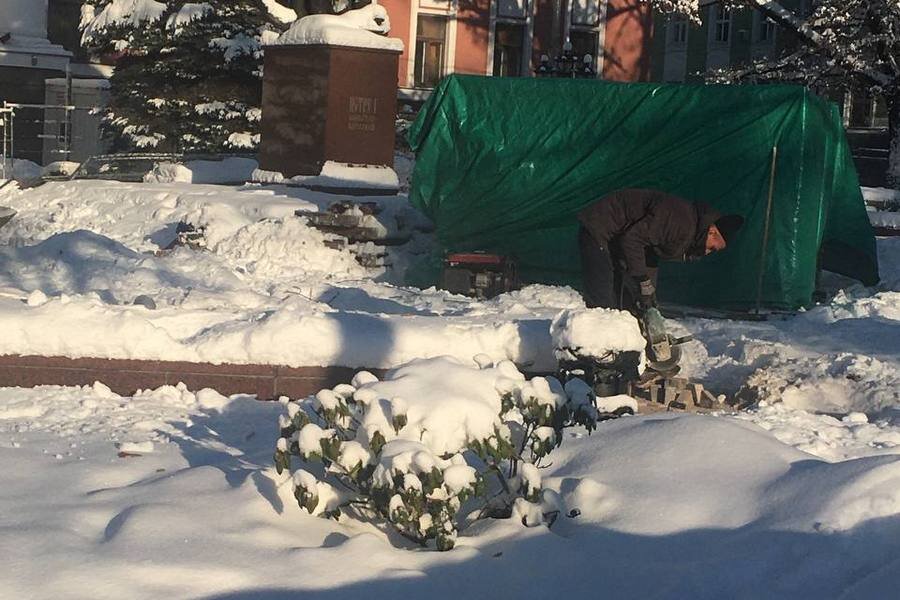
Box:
80 1 295 153
273 356 603 550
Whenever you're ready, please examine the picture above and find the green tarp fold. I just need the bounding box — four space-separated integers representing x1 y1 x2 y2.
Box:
408 74 878 311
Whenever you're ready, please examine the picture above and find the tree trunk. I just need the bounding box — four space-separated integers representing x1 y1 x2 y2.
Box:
888 90 900 189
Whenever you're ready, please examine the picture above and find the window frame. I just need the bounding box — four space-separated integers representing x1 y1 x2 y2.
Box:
492 20 527 78
711 3 731 44
667 14 688 47
414 14 449 89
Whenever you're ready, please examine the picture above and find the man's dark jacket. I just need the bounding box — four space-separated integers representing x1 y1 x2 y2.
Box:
577 188 722 280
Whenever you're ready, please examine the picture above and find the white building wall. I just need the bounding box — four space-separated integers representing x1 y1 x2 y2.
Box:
0 0 71 70
0 0 49 40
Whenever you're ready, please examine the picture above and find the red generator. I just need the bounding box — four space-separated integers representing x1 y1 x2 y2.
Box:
440 252 519 299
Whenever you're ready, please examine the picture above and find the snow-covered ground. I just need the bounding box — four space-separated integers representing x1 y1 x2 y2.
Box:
2 178 900 597
2 383 899 598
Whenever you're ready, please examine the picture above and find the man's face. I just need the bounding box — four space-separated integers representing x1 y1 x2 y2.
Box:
705 224 727 255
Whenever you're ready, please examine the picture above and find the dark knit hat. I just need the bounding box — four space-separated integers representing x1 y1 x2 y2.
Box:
715 215 744 244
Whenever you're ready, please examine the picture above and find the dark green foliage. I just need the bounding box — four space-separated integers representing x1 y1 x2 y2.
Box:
81 1 289 152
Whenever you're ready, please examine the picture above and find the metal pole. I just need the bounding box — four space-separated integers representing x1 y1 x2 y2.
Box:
1 112 6 179
755 146 778 315
9 106 14 173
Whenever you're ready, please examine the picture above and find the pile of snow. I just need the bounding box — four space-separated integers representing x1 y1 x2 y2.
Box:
274 3 404 51
295 161 400 191
0 178 576 370
740 400 900 462
0 291 563 370
862 186 900 205
250 168 285 184
143 157 258 184
0 381 227 444
869 211 900 229
1 158 42 182
550 308 646 362
41 161 80 178
354 356 524 455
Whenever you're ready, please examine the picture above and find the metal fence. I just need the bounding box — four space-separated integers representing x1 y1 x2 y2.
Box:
1 91 106 179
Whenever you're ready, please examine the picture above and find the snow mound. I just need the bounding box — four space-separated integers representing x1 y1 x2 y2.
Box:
745 349 900 415
295 161 400 190
1 158 42 182
351 356 524 455
209 216 368 280
0 381 227 442
143 157 258 184
274 3 404 51
550 308 646 362
740 401 900 462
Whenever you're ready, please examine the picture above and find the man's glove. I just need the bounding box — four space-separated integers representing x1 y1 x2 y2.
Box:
637 277 657 310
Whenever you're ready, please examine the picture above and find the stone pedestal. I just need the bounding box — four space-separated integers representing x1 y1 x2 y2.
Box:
260 44 401 178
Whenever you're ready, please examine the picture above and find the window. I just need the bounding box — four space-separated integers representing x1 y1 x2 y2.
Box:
669 14 688 45
497 0 528 19
493 23 525 77
571 0 601 27
713 4 731 43
754 12 775 43
569 30 598 64
414 15 447 88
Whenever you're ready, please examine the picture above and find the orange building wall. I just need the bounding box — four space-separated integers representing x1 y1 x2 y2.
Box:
379 0 651 87
454 0 492 76
602 0 652 81
381 0 412 87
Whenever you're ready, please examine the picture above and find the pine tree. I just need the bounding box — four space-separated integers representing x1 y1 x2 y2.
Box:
81 1 295 153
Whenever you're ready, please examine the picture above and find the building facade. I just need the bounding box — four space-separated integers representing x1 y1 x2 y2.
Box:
1 0 110 165
649 0 888 129
0 0 71 164
378 0 653 99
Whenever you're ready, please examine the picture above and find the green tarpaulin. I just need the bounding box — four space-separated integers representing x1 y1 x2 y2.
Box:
407 74 879 311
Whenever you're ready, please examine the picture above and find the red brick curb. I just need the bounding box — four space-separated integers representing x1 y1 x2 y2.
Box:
0 355 385 400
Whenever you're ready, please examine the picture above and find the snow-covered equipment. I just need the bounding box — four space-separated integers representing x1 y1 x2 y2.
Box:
551 308 645 399
640 307 692 375
557 349 641 405
440 252 518 299
408 75 879 311
0 206 15 230
550 308 727 413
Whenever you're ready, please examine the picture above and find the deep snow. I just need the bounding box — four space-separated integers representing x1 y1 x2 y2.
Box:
2 176 900 597
1 383 899 599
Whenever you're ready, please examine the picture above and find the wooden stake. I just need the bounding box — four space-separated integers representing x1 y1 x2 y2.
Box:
755 146 778 315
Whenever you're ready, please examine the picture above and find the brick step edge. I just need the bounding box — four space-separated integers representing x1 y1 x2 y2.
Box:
0 354 386 400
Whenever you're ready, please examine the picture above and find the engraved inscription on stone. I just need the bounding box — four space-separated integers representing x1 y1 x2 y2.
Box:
348 95 378 132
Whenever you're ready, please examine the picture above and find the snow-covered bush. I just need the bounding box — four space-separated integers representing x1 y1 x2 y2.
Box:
273 356 602 550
